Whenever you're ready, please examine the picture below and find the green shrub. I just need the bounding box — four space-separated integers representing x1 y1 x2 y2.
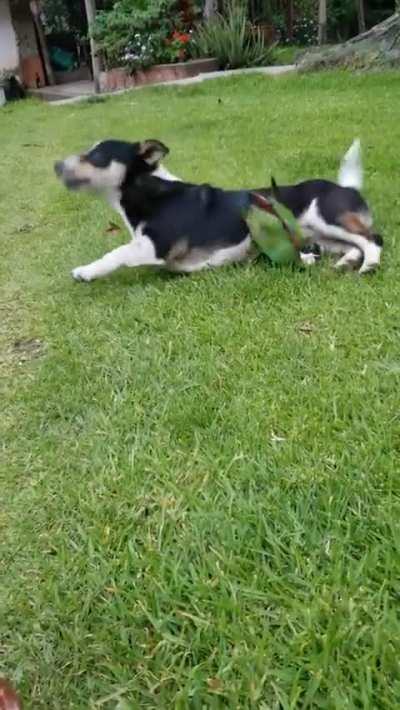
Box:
42 0 84 36
192 1 275 69
92 0 189 70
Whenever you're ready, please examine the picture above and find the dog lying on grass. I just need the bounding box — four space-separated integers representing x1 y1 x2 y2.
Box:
54 138 382 282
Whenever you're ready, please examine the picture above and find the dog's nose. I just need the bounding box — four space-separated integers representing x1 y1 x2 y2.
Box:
54 160 63 176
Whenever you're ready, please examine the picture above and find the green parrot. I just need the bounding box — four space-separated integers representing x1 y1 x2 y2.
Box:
246 183 306 265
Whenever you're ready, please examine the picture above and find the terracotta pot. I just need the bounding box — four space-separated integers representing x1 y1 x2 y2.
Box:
254 23 276 45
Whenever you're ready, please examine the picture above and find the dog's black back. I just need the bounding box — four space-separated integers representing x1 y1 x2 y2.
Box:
121 175 252 259
259 179 369 226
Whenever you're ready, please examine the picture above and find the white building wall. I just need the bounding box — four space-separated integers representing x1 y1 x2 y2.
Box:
0 0 19 73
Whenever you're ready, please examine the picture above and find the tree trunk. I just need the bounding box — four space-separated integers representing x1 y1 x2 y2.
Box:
286 0 294 41
204 0 218 20
318 0 327 45
299 12 400 70
355 0 366 34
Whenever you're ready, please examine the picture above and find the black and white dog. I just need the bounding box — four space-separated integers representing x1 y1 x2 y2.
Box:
54 138 382 282
262 140 383 274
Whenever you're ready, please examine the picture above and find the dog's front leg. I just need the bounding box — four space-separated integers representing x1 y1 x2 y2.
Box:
72 236 164 282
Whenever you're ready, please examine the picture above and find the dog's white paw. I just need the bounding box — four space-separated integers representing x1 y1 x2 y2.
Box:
72 265 93 282
299 252 317 267
358 242 382 275
358 260 380 275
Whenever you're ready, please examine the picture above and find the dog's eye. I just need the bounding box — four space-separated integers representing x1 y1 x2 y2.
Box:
85 149 110 168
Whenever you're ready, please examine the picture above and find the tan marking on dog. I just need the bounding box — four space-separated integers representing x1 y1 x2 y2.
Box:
340 212 371 238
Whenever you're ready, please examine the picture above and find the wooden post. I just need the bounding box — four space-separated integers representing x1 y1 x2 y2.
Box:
83 0 101 93
29 0 55 85
317 0 327 44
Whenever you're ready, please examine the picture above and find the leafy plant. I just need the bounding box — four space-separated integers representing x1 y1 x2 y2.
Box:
327 0 357 41
192 0 275 68
292 15 318 45
0 68 17 83
41 0 87 37
92 0 187 69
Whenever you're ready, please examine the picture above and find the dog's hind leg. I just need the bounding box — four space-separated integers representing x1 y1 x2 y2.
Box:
206 236 254 267
334 247 363 270
72 235 164 282
300 201 382 274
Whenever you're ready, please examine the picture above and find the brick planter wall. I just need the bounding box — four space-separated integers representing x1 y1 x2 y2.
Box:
100 57 219 93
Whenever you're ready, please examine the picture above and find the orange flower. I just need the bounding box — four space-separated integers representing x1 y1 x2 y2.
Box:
172 30 190 44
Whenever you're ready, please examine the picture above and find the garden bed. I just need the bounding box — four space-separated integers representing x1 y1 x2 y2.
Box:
99 57 219 92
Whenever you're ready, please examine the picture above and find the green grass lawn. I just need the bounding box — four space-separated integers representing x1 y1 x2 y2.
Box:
1 71 400 708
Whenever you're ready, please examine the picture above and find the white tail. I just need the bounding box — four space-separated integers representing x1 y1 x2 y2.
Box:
337 139 363 190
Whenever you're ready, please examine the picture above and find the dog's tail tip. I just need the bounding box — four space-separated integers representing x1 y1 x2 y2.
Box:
338 138 363 190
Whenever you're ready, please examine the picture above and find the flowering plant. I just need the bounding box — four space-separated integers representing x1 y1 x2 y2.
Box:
291 16 318 46
123 32 156 70
92 0 194 70
163 30 192 62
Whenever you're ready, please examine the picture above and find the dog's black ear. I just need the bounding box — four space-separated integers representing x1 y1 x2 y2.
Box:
139 139 169 166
